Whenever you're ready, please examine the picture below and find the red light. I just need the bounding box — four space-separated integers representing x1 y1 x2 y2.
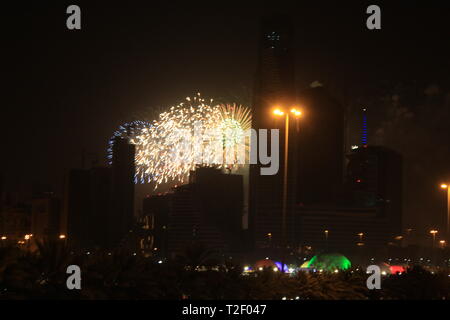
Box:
389 265 405 274
356 179 362 183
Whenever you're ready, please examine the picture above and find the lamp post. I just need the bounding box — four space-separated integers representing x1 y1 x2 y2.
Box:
429 230 438 248
273 107 302 272
357 232 364 242
324 230 329 250
440 184 450 238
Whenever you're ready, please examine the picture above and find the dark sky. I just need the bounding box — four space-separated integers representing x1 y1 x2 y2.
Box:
3 1 450 233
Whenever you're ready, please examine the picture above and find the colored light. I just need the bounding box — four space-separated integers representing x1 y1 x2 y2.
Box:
274 261 290 273
389 265 405 274
306 253 352 271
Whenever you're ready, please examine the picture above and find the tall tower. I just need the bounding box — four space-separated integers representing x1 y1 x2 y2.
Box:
110 137 136 248
296 85 345 206
249 15 296 250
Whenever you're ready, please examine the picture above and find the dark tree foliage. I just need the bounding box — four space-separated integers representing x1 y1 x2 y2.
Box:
0 243 448 300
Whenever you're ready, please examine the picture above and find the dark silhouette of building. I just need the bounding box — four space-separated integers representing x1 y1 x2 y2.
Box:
64 155 135 250
142 193 170 256
31 195 61 241
143 167 244 257
110 137 136 247
249 15 298 249
0 200 31 243
64 169 91 248
297 85 346 205
346 145 403 235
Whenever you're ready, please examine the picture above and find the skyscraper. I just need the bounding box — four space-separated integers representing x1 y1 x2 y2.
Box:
346 145 403 235
249 15 297 249
110 137 136 248
296 85 346 205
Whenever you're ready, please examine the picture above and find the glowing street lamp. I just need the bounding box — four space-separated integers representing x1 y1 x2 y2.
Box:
267 232 272 247
273 109 285 116
59 234 66 239
440 183 450 237
357 233 364 242
430 230 438 248
272 106 303 272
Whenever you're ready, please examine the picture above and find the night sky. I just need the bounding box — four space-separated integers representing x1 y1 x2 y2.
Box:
3 1 450 235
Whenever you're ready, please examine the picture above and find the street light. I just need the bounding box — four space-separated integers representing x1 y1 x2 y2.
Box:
430 230 438 248
267 232 272 246
273 106 302 272
440 183 450 237
324 230 329 250
357 233 364 242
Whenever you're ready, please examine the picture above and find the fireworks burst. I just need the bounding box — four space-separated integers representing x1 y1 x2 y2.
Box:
107 120 153 183
109 94 252 188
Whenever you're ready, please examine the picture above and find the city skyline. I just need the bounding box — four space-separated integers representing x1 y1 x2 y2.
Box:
1 1 450 302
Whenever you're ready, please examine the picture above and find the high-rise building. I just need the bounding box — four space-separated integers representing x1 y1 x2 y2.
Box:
249 15 297 249
346 145 403 235
143 167 244 257
110 137 136 247
64 169 90 248
142 193 170 256
64 138 135 250
296 85 346 205
88 167 113 247
64 166 117 249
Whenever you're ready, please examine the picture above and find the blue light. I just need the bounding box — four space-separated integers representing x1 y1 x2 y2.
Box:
362 109 368 146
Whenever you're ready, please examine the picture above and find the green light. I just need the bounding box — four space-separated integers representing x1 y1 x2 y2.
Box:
306 253 351 271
